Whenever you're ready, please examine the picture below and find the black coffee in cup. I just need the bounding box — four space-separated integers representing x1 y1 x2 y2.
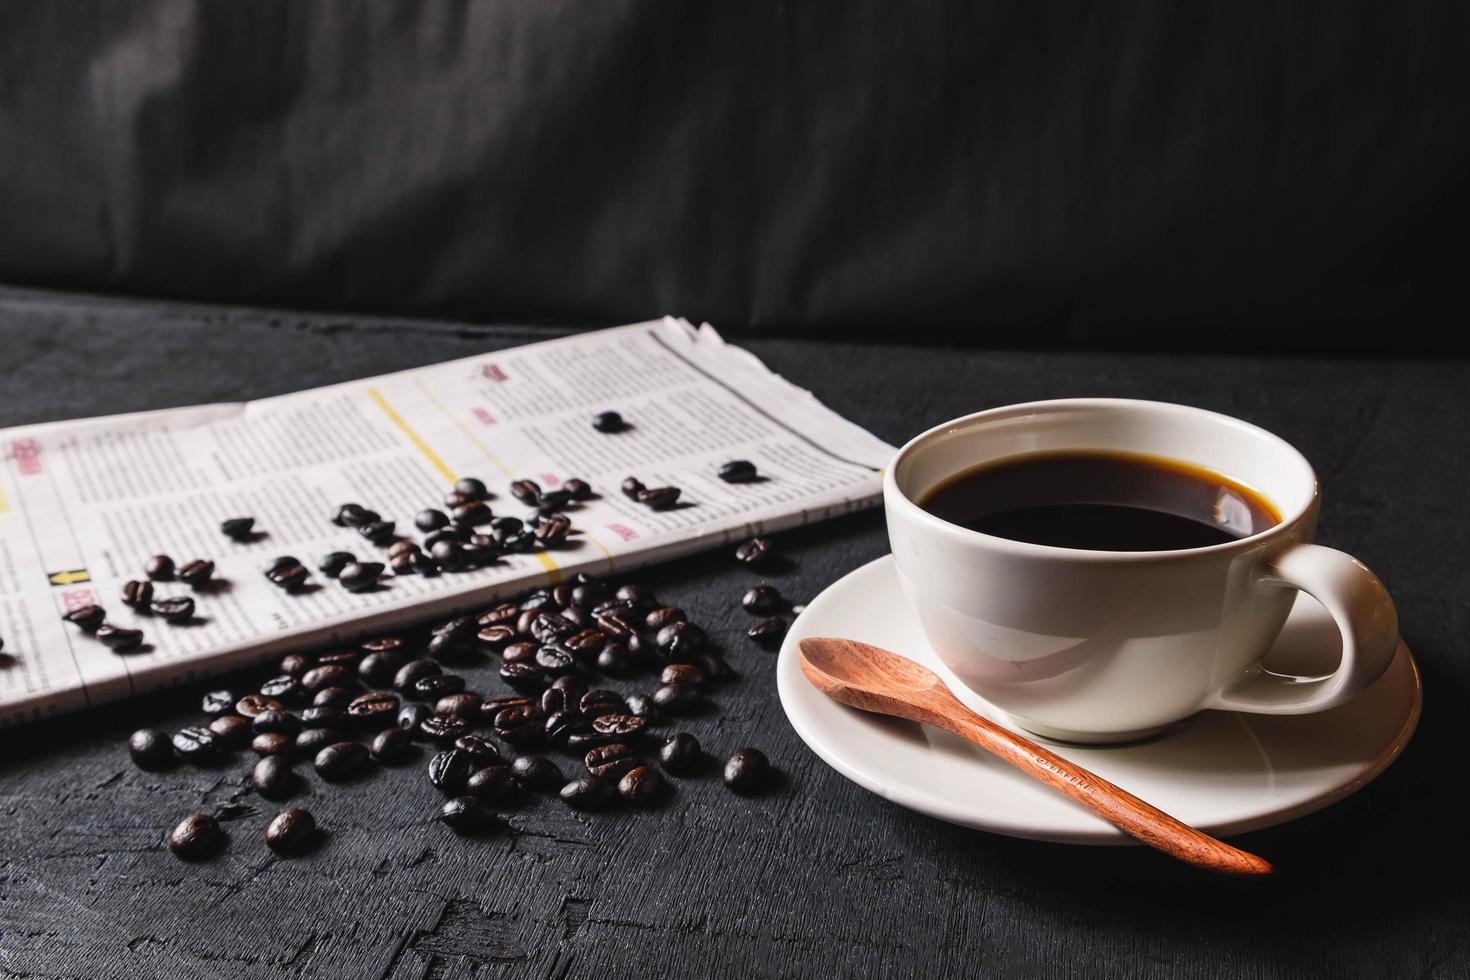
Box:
918 450 1280 552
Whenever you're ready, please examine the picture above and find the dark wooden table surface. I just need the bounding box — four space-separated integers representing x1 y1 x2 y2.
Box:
0 287 1464 980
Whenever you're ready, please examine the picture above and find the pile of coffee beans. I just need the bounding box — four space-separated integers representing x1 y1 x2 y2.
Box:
131 569 781 860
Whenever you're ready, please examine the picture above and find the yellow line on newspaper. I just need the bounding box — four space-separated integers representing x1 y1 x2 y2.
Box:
371 385 562 582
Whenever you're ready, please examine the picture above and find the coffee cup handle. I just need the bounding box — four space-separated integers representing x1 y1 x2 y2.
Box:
1203 542 1399 715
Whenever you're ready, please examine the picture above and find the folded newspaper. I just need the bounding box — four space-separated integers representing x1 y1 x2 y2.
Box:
0 318 895 726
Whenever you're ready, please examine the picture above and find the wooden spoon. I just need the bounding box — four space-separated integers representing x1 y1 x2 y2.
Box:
798 637 1273 875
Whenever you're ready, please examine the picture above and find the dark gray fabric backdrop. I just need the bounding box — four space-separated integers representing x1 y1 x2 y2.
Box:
1 1 1466 350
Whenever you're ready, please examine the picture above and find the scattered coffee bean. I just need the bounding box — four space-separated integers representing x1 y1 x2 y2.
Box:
128 728 175 770
259 675 305 703
656 621 706 661
592 410 626 433
420 714 470 742
314 686 355 708
120 580 153 609
467 765 516 802
544 710 588 746
658 733 702 775
585 742 639 780
620 477 645 500
637 486 682 510
415 508 450 532
660 663 704 689
509 479 541 505
168 813 222 860
359 520 396 545
428 748 475 794
202 690 236 716
252 732 293 756
411 673 465 699
151 596 195 622
209 715 253 748
456 476 489 500
394 658 441 692
319 551 356 578
534 513 571 547
453 734 499 764
314 741 369 780
97 625 144 652
560 776 613 809
718 459 759 483
592 714 646 738
295 727 345 755
268 562 310 592
619 765 665 806
339 561 385 593
493 703 547 746
747 616 788 646
452 500 493 526
433 693 480 721
358 652 405 687
624 693 658 721
252 755 297 799
564 478 593 500
724 747 772 794
172 726 223 763
279 654 312 677
145 555 176 581
439 796 498 834
348 691 401 729
266 807 315 854
535 489 571 512
652 683 699 713
236 693 283 718
332 503 371 528
734 536 774 566
253 709 302 737
596 643 630 675
511 754 563 790
370 727 414 764
177 559 215 588
398 703 432 736
63 604 106 632
741 584 782 615
499 662 544 691
220 517 255 540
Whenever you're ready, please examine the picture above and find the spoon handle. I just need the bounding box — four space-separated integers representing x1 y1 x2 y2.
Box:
933 701 1272 875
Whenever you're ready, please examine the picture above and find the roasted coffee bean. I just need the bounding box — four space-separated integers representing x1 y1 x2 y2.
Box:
718 459 759 483
656 622 706 661
615 583 652 607
295 727 345 756
562 627 606 658
301 705 349 729
742 584 783 615
145 554 176 581
534 646 577 676
388 539 419 560
626 634 660 670
252 709 302 736
533 513 571 546
637 486 682 510
560 776 613 809
299 664 350 692
540 686 579 715
619 765 665 806
660 663 704 690
252 755 297 799
347 691 400 728
276 654 311 678
579 689 626 718
177 559 216 588
500 528 537 554
724 747 771 794
477 602 520 628
220 517 256 539
585 742 639 780
624 693 658 721
269 562 310 592
510 754 563 790
435 693 482 720
314 741 369 780
313 686 355 708
420 714 470 742
428 748 474 793
530 612 577 644
595 643 632 680
652 683 699 713
479 695 532 721
209 714 253 748
168 813 222 860
398 702 432 736
644 606 687 631
235 693 282 718
252 732 293 756
358 520 396 545
455 476 489 500
319 551 356 577
339 561 385 593
620 478 646 502
549 674 589 697
489 516 524 541
121 580 153 609
734 536 774 566
544 710 588 746
564 477 593 500
411 673 465 699
493 703 547 746
423 527 467 552
357 652 404 687
658 733 702 775
415 508 450 532
452 500 492 526
747 616 788 646
434 615 478 643
202 689 236 716
592 714 646 738
439 796 498 834
535 489 572 513
443 490 474 510
332 503 371 527
172 726 223 762
389 552 418 576
63 604 106 632
429 539 467 572
697 652 737 683
264 555 298 575
499 661 544 691
361 636 404 656
501 641 538 666
592 410 625 433
370 727 414 764
475 624 517 652
394 658 441 691
509 479 541 505
259 674 305 703
453 734 500 764
426 631 473 661
313 648 358 669
266 807 315 854
467 765 516 802
128 728 175 770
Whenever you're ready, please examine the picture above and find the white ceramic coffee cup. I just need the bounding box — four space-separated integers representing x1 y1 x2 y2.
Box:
884 398 1399 744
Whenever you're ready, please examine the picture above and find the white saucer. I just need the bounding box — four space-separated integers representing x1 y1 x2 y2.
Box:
777 555 1421 844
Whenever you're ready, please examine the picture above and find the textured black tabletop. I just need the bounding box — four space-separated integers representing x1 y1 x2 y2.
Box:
0 287 1464 980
